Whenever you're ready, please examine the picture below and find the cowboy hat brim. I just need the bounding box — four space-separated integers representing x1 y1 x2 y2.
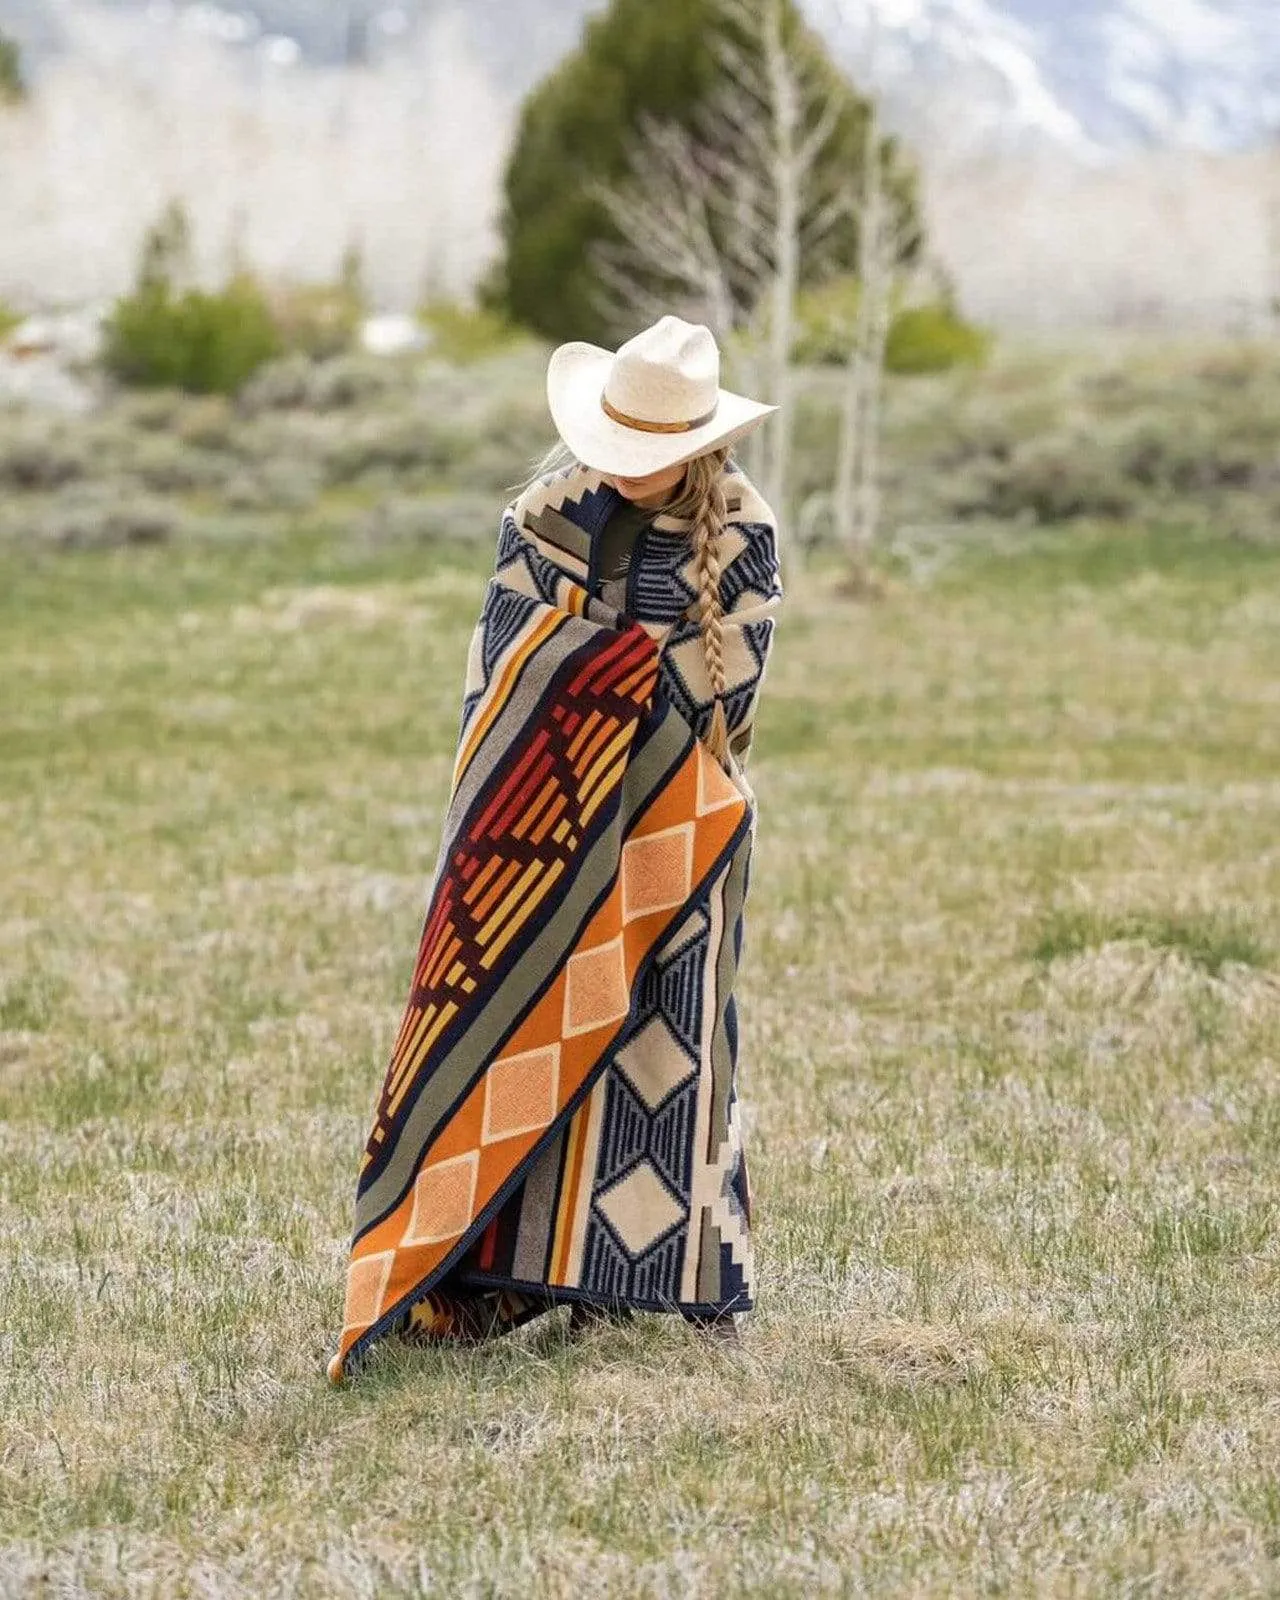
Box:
546 340 778 477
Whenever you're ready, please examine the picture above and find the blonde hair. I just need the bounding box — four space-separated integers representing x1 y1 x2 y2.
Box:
657 446 734 764
509 442 735 765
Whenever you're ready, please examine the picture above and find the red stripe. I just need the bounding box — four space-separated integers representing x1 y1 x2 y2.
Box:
468 728 551 841
411 885 454 988
491 750 556 838
567 629 637 697
587 632 656 698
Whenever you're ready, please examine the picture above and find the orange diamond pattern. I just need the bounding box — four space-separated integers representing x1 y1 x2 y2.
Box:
401 1152 479 1247
562 935 630 1038
621 823 694 921
482 1045 561 1145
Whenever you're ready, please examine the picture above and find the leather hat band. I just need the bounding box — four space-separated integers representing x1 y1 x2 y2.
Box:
601 392 720 434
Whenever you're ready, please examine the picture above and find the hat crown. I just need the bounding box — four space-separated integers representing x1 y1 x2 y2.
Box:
602 314 720 427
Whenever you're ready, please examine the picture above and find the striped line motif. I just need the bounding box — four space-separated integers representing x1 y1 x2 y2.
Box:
361 622 662 1180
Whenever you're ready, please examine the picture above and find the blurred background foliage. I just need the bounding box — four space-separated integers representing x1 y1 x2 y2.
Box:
0 25 23 104
4 332 1277 558
791 275 992 373
486 0 921 345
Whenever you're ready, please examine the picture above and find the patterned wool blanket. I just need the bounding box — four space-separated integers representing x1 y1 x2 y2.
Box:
328 463 781 1381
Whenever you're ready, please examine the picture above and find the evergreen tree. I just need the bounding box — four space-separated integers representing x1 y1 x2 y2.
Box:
0 29 25 106
490 0 920 344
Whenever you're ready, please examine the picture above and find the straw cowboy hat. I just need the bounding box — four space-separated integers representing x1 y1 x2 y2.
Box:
546 313 778 477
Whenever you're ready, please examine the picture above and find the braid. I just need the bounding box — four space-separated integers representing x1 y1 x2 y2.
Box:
687 456 731 764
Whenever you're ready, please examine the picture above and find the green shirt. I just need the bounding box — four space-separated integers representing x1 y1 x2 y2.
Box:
592 500 655 607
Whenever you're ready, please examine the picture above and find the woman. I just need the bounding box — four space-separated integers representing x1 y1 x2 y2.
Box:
328 314 784 1382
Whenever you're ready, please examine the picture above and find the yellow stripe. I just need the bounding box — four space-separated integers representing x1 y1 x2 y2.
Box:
463 854 503 906
425 932 462 990
551 1109 586 1283
566 708 602 762
580 754 628 827
387 1000 460 1118
578 724 633 807
480 857 566 970
511 774 560 840
455 610 567 786
476 858 544 947
572 714 619 778
530 792 568 845
473 858 522 921
388 1001 438 1093
613 659 658 701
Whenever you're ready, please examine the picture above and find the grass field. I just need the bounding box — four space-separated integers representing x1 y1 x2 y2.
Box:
2 507 1279 1597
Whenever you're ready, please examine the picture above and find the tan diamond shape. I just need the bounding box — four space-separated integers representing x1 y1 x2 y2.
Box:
482 1044 561 1144
596 1160 684 1256
342 1249 395 1331
621 823 694 922
562 934 629 1038
400 1150 479 1247
695 745 743 816
615 1015 695 1111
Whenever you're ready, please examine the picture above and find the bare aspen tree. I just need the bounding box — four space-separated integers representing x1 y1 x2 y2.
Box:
585 0 851 534
834 103 908 591
588 116 741 346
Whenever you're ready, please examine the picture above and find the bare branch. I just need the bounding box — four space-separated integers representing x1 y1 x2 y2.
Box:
796 94 842 173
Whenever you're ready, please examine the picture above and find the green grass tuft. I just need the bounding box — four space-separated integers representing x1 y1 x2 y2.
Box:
1029 907 1272 975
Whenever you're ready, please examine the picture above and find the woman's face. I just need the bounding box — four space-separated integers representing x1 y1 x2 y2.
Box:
605 462 688 508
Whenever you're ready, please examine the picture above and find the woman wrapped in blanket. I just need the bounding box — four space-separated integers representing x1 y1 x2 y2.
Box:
328 316 784 1381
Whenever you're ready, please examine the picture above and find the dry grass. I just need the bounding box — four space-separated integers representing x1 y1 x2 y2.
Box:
1 506 1279 1597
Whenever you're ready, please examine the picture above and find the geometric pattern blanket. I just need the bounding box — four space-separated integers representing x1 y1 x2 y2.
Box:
328 461 781 1381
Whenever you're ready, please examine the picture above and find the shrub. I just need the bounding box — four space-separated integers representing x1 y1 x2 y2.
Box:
265 244 366 361
0 297 22 341
238 352 399 414
118 389 189 433
102 273 283 396
27 490 181 549
887 304 992 376
792 276 990 374
323 414 464 486
0 428 87 491
219 460 322 512
417 298 531 365
172 395 235 451
960 435 1137 525
121 434 235 495
235 352 316 412
358 492 498 546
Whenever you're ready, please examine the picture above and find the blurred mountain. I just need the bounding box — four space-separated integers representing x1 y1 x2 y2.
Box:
813 0 1280 156
0 0 602 87
3 0 1278 155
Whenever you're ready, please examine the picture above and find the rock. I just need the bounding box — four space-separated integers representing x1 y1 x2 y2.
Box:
359 313 430 357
